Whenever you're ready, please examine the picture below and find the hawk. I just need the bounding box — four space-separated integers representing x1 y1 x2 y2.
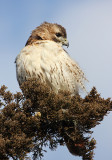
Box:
15 22 87 95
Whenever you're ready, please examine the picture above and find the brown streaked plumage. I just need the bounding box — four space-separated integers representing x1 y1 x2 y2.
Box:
26 22 67 46
15 22 87 95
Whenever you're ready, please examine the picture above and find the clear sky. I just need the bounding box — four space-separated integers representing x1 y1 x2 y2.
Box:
0 0 112 159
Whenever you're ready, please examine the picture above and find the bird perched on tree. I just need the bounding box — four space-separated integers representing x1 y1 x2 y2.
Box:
15 22 87 95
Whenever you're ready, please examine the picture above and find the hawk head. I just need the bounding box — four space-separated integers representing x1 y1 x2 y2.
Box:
25 22 69 47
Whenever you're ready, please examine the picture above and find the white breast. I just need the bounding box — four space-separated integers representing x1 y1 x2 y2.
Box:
15 40 86 95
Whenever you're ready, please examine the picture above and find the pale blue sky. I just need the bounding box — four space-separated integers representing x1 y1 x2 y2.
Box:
0 0 112 160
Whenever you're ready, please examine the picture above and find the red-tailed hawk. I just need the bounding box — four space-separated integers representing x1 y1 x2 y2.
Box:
15 22 87 95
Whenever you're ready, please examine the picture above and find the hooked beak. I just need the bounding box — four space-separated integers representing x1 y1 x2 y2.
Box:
62 38 69 48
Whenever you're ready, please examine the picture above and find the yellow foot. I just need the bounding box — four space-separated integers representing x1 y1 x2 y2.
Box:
35 112 41 117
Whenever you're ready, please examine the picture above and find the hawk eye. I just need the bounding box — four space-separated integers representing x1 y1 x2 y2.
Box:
56 33 62 37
